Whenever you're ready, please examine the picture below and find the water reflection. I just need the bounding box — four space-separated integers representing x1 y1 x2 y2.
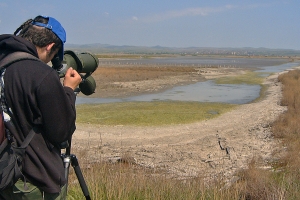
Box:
257 62 298 73
76 61 299 105
76 81 260 105
124 81 260 104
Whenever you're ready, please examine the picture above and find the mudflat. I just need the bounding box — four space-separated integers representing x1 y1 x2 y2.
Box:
72 63 293 183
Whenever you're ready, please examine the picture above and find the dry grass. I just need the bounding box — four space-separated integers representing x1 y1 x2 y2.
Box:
272 70 300 170
236 69 300 200
67 161 241 200
68 69 300 199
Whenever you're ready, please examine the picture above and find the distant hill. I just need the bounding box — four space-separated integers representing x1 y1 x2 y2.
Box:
64 43 300 57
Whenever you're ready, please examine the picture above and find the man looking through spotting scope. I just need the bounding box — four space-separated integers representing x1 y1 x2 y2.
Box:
0 15 81 199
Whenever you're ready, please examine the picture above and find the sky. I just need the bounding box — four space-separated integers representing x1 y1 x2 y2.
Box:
0 0 299 50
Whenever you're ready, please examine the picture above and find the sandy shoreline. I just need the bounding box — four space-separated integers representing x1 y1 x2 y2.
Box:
71 64 298 182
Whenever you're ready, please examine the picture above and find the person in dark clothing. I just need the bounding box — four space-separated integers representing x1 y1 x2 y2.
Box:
0 15 81 199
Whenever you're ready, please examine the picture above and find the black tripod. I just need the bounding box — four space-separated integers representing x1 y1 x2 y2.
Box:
61 138 91 200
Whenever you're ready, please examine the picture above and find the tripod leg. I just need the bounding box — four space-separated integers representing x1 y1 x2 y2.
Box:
62 154 71 194
70 154 91 200
63 155 71 180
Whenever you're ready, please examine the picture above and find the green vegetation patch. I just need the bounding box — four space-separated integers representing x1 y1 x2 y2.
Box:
76 101 237 126
215 71 264 85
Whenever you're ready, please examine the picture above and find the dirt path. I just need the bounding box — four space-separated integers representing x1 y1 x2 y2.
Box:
71 65 291 183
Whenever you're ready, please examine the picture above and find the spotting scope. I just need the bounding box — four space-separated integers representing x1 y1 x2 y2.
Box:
51 50 99 96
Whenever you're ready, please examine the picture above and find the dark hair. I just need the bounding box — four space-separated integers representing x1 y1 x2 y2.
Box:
14 16 62 55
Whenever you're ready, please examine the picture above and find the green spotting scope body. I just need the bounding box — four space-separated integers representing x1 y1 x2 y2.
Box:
52 50 99 96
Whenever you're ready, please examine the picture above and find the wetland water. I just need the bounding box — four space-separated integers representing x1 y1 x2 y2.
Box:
98 56 288 68
77 58 299 105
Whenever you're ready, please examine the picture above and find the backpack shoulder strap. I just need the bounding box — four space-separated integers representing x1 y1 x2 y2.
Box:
20 127 38 148
0 52 40 70
2 111 38 149
0 52 40 146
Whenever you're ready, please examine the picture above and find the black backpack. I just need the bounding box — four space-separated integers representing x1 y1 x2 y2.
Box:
0 52 40 190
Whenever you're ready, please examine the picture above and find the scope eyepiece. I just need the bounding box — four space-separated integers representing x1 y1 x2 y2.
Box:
51 55 63 71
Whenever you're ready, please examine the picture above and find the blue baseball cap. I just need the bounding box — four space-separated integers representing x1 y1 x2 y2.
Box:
31 16 66 60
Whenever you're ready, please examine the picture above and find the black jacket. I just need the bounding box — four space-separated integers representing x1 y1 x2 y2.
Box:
0 34 76 193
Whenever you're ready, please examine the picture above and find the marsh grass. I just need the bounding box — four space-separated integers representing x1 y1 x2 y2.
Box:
76 101 237 126
69 69 300 199
215 71 264 85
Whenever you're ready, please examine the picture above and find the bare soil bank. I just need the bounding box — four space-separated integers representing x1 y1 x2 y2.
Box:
72 64 295 183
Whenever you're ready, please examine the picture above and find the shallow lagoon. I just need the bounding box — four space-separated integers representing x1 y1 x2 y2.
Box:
77 60 299 105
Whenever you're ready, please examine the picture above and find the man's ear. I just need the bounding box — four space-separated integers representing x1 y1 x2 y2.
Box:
46 43 55 52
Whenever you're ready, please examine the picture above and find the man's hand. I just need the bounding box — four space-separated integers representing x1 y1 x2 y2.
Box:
63 67 82 90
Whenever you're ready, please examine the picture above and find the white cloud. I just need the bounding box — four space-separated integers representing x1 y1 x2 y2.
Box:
132 3 273 23
137 5 236 23
132 16 138 21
